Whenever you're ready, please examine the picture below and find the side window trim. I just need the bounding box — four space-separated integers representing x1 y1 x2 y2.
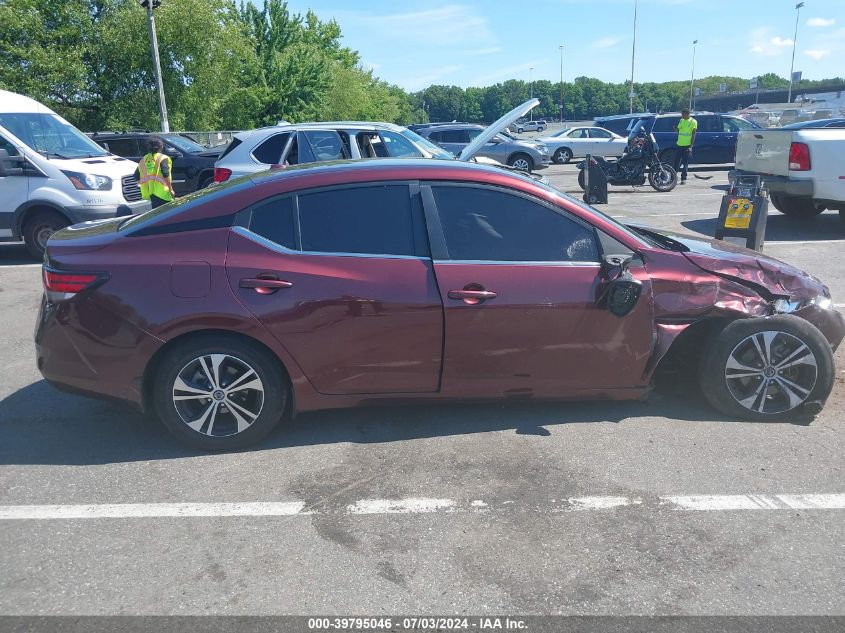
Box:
419 181 601 264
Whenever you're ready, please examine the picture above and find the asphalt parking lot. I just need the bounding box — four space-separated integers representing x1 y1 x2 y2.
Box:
1 165 845 617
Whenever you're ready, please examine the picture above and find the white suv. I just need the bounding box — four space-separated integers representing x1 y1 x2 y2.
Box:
214 122 456 182
515 120 546 133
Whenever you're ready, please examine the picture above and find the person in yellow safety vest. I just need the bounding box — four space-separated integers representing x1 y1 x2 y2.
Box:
136 137 175 208
673 108 697 185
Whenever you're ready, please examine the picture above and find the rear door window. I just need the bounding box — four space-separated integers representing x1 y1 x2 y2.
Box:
432 185 599 262
697 116 721 133
589 128 612 138
439 130 470 143
252 133 290 164
298 185 416 256
249 197 296 250
301 130 347 162
103 138 140 157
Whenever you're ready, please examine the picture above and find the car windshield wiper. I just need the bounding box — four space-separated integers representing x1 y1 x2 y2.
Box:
45 151 73 159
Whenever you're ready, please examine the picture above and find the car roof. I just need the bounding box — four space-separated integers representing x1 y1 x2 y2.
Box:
420 123 485 131
235 121 404 141
782 118 845 129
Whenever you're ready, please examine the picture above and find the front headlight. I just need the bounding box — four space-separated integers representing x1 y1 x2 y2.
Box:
61 170 113 191
773 295 833 313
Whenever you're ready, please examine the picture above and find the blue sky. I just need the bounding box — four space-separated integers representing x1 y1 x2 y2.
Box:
281 0 845 91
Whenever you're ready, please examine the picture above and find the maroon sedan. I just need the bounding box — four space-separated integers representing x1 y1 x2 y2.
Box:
36 159 845 449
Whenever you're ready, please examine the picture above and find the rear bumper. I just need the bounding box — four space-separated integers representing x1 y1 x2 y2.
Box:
34 294 163 408
729 170 815 197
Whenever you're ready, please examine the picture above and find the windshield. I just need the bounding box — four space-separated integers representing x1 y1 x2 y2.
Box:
399 128 455 160
165 134 206 153
0 113 109 159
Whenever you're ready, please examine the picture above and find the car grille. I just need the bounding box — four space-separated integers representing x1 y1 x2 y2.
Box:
121 175 142 202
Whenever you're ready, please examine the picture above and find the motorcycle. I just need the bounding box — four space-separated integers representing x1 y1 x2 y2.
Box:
577 131 677 193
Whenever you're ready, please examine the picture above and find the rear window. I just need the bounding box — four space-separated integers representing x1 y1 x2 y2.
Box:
217 137 242 161
249 197 296 250
652 117 679 133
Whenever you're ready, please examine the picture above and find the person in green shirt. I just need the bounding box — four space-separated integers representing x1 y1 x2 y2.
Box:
673 108 697 184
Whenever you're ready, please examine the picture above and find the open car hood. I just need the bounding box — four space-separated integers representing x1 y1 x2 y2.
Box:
634 225 828 302
458 98 539 162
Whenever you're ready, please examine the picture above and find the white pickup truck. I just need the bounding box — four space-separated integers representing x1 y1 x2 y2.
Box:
731 128 845 220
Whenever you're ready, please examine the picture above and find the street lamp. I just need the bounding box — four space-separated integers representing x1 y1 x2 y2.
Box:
689 39 698 110
787 2 804 104
629 0 638 114
139 0 169 133
529 66 534 121
559 45 565 123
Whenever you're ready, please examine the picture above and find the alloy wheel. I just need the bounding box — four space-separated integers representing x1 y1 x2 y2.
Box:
511 158 531 171
724 331 818 415
172 354 265 437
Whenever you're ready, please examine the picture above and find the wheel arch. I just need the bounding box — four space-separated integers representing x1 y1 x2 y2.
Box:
650 316 737 383
141 328 295 417
13 200 73 238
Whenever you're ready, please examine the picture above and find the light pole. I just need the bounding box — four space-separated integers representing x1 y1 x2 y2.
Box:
787 2 804 104
529 66 534 121
559 45 565 123
140 0 169 133
688 39 698 110
629 0 638 114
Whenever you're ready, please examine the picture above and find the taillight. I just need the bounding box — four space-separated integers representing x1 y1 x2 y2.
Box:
214 167 232 183
788 142 811 171
42 268 106 297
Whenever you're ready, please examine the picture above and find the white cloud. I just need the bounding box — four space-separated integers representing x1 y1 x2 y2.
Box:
749 28 794 56
807 17 835 27
403 64 464 92
804 49 831 59
334 5 494 46
593 36 624 49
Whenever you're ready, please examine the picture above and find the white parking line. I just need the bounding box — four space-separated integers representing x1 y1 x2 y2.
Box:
766 240 845 246
1 494 844 520
0 263 40 268
611 212 716 218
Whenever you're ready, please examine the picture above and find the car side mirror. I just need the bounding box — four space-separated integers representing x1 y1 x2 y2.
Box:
601 254 643 317
0 149 24 177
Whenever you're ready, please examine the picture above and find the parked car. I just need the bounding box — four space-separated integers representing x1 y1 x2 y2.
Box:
781 118 845 129
732 127 845 219
633 112 761 165
215 121 457 181
91 132 224 195
515 120 546 133
594 113 653 136
415 123 551 171
36 157 844 450
538 126 628 164
0 90 149 259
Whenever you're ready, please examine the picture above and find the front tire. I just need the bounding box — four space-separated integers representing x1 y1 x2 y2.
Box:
516 128 524 134
23 211 70 260
553 147 573 164
507 153 534 171
699 316 834 421
769 194 825 219
648 164 677 192
153 335 288 450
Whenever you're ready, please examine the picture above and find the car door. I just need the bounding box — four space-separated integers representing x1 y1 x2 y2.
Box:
0 133 28 238
225 183 443 395
162 142 191 195
567 128 592 156
422 183 656 397
691 115 723 164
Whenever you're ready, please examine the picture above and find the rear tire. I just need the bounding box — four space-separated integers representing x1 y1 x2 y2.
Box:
153 335 288 451
699 315 834 421
553 147 573 164
22 211 70 260
769 194 825 218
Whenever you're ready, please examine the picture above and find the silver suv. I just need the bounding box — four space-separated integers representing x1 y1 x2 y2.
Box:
214 121 456 181
415 123 551 171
